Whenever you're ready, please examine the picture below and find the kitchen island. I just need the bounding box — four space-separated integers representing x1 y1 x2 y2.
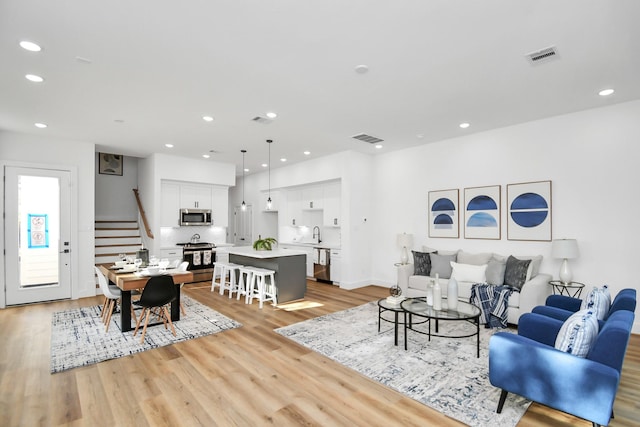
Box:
226 246 307 303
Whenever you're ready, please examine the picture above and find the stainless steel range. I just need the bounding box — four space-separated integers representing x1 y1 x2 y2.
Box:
180 242 216 270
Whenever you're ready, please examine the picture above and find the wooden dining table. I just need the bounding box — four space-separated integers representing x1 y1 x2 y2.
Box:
97 264 194 332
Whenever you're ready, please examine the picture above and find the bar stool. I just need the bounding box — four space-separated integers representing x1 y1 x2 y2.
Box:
247 267 277 308
237 267 255 303
210 261 227 293
219 262 243 298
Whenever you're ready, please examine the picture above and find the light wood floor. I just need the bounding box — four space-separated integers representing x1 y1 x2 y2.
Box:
0 280 638 426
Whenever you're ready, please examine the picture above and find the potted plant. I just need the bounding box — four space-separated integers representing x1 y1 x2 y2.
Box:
253 237 277 251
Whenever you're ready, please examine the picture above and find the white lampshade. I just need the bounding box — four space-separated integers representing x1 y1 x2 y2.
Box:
551 239 579 284
551 239 579 259
397 233 413 265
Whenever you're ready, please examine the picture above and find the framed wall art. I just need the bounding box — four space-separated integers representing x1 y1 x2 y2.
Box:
27 213 49 248
507 180 552 241
99 153 123 176
464 185 501 240
428 189 459 238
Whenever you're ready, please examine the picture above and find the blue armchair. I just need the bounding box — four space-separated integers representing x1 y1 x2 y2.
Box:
533 288 636 326
489 310 635 427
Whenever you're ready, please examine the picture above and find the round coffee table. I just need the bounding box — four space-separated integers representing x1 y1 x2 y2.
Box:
400 297 482 357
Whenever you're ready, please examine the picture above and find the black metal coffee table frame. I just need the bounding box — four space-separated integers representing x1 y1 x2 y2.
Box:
377 298 428 346
400 297 481 358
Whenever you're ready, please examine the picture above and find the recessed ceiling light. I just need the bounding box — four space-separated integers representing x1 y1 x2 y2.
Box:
459 122 470 129
202 154 210 159
34 123 47 128
416 134 424 139
20 41 41 52
355 64 369 74
303 151 311 155
244 168 249 172
261 163 268 168
598 88 614 97
165 143 174 148
375 144 383 149
266 112 278 119
25 74 44 83
202 116 214 122
280 158 287 162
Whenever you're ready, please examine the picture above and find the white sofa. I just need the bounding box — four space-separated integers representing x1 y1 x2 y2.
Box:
397 249 552 325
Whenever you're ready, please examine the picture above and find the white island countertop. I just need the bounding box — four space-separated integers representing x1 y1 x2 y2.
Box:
226 246 306 259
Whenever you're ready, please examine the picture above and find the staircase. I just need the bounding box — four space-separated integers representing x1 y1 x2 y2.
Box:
95 220 142 265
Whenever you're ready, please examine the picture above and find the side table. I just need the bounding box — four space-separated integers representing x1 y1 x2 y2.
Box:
549 280 585 298
377 298 405 346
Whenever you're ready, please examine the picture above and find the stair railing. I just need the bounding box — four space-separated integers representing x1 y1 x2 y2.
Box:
132 188 154 239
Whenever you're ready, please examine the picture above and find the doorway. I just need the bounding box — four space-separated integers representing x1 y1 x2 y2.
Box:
4 166 72 305
233 204 252 246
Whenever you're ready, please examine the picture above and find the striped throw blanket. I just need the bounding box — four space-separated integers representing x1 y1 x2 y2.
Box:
470 284 514 328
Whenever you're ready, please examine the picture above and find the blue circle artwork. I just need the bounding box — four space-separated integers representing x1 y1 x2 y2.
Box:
510 192 548 228
432 198 455 229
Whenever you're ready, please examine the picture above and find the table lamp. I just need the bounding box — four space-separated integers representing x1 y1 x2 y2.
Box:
551 239 579 284
397 233 413 265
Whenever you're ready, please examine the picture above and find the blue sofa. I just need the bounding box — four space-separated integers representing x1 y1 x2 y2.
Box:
488 309 635 426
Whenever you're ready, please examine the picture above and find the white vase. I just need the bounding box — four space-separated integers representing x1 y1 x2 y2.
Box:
426 280 433 306
433 278 442 310
448 277 458 310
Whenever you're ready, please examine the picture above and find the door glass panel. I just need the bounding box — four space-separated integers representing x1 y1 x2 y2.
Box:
18 175 60 288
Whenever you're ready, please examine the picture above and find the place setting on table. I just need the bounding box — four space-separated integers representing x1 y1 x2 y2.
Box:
110 254 173 276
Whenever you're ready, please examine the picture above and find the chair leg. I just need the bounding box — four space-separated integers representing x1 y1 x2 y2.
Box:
133 308 147 336
101 296 109 322
104 299 115 332
139 309 152 344
163 306 176 336
496 389 508 413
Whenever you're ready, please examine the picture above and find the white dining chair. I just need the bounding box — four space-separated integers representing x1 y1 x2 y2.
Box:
95 266 137 332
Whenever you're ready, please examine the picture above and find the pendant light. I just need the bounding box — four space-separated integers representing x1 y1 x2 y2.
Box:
266 139 273 210
241 149 247 211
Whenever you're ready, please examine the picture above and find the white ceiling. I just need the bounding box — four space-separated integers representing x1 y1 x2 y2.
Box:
1 1 639 175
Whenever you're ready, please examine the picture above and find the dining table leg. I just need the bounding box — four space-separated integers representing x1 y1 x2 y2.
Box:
120 290 132 332
170 282 181 322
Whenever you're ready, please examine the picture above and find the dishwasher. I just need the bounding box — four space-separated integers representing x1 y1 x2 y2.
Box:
313 247 331 282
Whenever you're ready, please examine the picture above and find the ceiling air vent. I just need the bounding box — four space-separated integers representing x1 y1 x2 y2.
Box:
525 46 558 64
352 133 384 144
252 116 272 124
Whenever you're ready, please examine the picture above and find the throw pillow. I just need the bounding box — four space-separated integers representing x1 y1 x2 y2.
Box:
485 257 507 286
450 261 487 283
457 251 493 266
580 286 611 320
554 309 599 358
429 253 457 279
514 255 543 279
411 251 432 276
503 256 531 290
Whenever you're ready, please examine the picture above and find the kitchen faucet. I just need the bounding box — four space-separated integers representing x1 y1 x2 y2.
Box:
312 226 321 243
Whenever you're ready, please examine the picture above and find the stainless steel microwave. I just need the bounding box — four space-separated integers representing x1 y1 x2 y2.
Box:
179 208 212 226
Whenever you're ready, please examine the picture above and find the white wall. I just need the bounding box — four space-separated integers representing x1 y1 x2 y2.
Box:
95 153 138 220
371 100 640 331
0 130 96 302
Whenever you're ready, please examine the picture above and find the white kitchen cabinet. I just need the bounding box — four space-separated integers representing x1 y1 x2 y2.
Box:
323 181 341 227
211 185 229 227
180 183 212 209
284 189 302 226
160 247 182 264
301 184 323 210
330 249 341 284
160 181 181 227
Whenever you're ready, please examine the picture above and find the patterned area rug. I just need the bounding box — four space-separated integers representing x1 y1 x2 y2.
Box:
275 301 530 427
51 295 241 373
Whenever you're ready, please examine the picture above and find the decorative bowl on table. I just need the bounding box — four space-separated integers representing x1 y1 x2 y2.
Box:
114 260 127 268
119 264 137 273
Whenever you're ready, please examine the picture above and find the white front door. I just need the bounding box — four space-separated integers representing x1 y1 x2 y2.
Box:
4 166 72 305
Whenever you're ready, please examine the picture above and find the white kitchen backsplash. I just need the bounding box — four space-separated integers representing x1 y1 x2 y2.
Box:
160 226 227 247
278 225 341 248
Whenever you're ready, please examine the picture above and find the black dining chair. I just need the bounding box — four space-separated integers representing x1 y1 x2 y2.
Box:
133 275 177 344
